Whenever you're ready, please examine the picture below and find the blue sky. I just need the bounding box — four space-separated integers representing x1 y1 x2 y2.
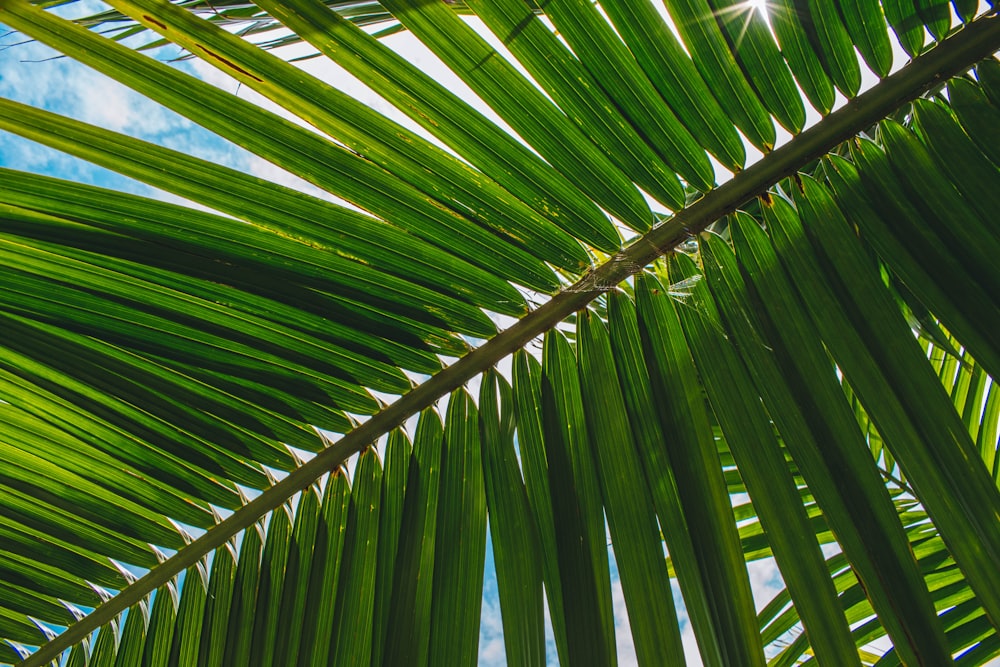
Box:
0 4 221 190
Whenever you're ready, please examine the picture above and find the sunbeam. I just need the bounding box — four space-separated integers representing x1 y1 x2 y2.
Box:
712 0 768 52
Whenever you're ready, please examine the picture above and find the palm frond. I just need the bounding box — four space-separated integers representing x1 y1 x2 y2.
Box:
0 0 999 664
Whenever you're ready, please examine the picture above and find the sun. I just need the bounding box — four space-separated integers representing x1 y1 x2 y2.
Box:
717 0 772 48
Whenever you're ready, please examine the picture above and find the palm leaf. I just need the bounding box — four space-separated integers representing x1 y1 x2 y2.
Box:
0 0 999 664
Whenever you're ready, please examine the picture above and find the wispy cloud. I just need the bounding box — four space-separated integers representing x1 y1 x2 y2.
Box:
478 594 507 667
610 578 639 667
0 9 264 203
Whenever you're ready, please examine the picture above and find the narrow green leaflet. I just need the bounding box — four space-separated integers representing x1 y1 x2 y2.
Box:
837 0 894 77
330 450 382 666
522 0 715 192
142 582 178 667
376 0 655 231
170 563 209 665
877 119 1000 298
769 0 836 114
577 310 686 666
709 0 805 133
462 0 690 208
661 0 776 151
979 57 1000 107
88 617 118 667
298 473 350 667
713 213 952 664
0 341 270 497
103 0 594 277
370 431 410 667
782 173 1000 636
954 0 981 22
948 75 1000 168
541 331 617 666
0 98 522 325
480 371 545 667
685 240 859 666
635 272 764 667
0 582 76 628
801 0 862 96
882 0 926 57
512 350 570 667
911 98 1000 267
427 390 486 667
197 543 237 667
273 486 323 663
596 0 746 170
916 0 952 40
0 169 449 373
0 0 560 302
249 502 294 667
825 148 1000 384
382 410 443 667
0 430 183 548
1 486 155 576
253 0 619 254
606 291 726 667
0 404 213 529
223 522 265 665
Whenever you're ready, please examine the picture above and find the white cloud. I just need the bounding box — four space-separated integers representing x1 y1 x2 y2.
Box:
0 30 230 202
680 618 703 665
611 578 639 667
478 594 506 667
746 557 786 613
74 69 180 135
0 38 183 136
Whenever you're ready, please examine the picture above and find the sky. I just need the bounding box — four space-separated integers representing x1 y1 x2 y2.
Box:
1 1 992 665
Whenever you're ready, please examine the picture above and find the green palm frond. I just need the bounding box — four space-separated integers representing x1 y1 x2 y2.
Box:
1 0 999 664
54 0 430 46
